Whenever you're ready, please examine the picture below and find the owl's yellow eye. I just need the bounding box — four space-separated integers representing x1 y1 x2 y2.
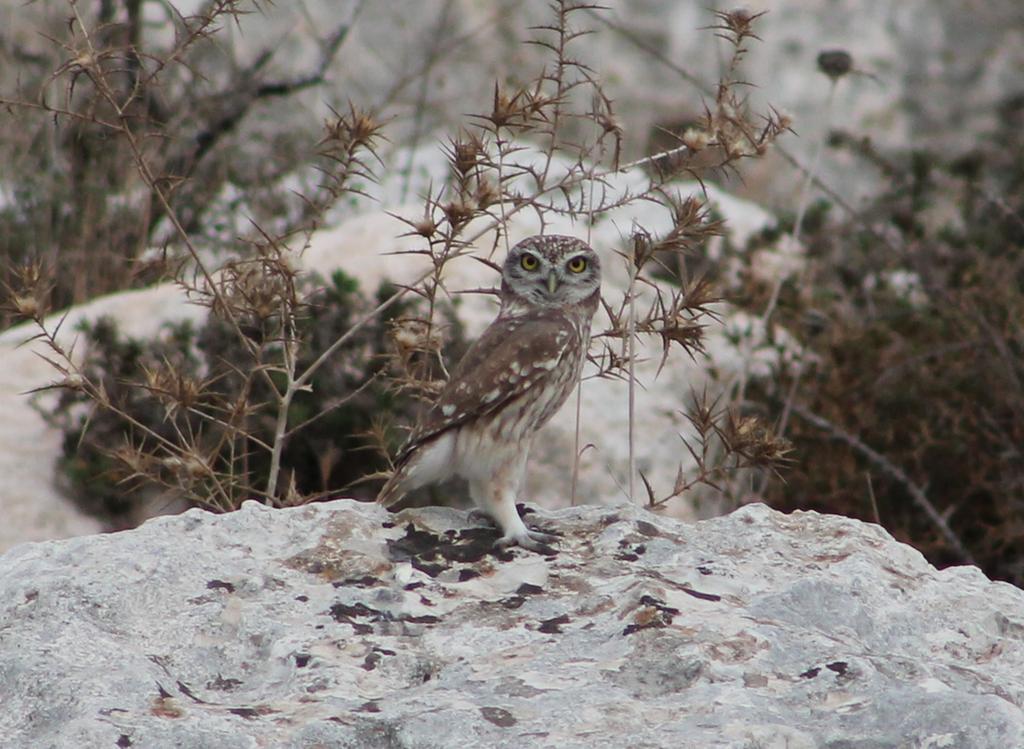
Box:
567 256 588 273
520 253 539 271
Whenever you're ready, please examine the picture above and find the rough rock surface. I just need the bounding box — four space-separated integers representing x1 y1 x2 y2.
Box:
2 500 1022 748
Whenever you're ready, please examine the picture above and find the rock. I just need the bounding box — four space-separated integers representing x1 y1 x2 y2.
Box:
2 500 1022 748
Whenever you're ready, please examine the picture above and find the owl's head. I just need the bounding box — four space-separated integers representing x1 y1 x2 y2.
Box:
500 235 601 312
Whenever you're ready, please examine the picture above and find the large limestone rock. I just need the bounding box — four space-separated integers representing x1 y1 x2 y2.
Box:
2 500 1022 748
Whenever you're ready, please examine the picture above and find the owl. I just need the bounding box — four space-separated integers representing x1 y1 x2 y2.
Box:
377 235 601 551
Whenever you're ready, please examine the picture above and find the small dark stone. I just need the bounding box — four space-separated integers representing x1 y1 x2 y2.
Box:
800 667 821 679
480 706 517 727
501 596 526 609
458 569 481 582
294 595 309 602
826 661 849 675
295 654 311 668
538 614 571 634
206 579 235 593
516 583 544 595
116 734 132 747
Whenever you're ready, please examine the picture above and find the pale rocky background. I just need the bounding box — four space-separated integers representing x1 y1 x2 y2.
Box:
2 500 1023 747
2 0 1022 548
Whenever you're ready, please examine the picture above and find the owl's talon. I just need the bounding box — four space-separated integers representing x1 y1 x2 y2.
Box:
526 528 559 544
495 528 558 553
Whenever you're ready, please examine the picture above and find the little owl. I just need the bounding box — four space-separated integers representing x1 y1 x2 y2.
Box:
377 235 601 551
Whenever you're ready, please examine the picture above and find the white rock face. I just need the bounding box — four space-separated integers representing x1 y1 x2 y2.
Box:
2 500 1022 748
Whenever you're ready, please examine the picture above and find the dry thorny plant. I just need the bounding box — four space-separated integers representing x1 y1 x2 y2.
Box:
4 1 790 515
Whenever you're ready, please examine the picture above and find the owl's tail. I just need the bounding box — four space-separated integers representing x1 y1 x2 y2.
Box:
376 462 412 508
375 432 454 508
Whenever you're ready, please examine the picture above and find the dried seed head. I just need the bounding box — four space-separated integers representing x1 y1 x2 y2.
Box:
442 200 475 228
12 294 39 318
449 135 484 177
682 128 710 152
411 217 437 238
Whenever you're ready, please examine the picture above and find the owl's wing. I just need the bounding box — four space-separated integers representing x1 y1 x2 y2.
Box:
396 311 578 462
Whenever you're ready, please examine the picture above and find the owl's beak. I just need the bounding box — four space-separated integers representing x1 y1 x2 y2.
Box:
546 270 558 295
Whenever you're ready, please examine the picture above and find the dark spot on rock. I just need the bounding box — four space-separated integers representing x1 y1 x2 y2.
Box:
404 582 425 591
516 583 544 595
176 681 205 703
334 575 380 589
458 569 481 582
382 521 395 529
24 590 38 603
303 561 326 574
375 647 396 656
418 595 434 606
401 614 441 625
228 707 260 719
330 602 378 620
295 595 309 603
206 579 235 593
329 602 381 634
615 552 640 562
635 520 663 538
359 701 381 713
412 559 447 577
680 587 721 602
361 652 382 671
422 672 432 683
538 614 571 634
697 565 713 575
480 706 517 727
800 667 821 679
635 544 646 554
156 683 173 700
389 519 543 575
206 674 242 692
826 661 848 675
116 734 132 747
295 654 311 668
515 503 535 517
623 595 680 636
501 596 526 609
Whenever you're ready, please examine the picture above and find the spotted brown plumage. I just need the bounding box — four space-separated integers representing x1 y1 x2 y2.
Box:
377 235 601 551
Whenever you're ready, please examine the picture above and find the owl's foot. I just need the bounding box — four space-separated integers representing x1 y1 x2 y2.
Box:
495 527 558 554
